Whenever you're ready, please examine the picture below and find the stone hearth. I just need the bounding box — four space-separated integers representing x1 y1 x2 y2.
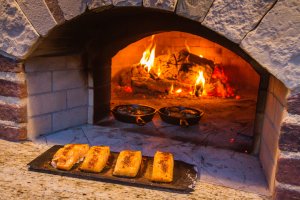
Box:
0 1 299 199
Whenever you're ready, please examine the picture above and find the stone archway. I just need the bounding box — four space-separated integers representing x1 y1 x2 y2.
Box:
0 1 299 199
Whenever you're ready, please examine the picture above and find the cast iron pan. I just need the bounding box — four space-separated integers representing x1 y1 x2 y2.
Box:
111 104 156 126
158 106 204 127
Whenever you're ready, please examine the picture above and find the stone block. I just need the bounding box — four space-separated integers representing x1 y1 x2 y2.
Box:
0 55 23 73
0 123 27 141
276 152 300 186
0 103 27 123
265 92 275 123
0 79 27 98
279 123 300 152
44 0 65 23
27 91 66 116
287 92 300 115
27 114 52 138
240 0 300 91
66 54 83 69
273 78 289 107
67 88 88 108
143 0 177 11
56 0 88 20
176 0 213 22
88 89 93 106
25 56 67 72
113 0 141 6
53 70 86 91
202 0 276 43
52 106 88 131
274 183 300 200
88 106 93 124
261 117 279 161
87 0 112 10
16 0 57 36
259 141 277 191
26 72 52 95
0 0 39 59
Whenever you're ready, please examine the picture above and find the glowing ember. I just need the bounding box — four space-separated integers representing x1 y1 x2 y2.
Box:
124 86 133 93
140 36 156 73
229 138 235 143
199 55 203 58
169 83 174 94
185 40 190 53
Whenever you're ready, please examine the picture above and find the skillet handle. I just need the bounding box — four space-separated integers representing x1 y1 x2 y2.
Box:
136 116 146 126
180 119 189 127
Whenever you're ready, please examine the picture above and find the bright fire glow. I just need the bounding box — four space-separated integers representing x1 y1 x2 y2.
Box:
185 40 190 53
199 55 203 58
175 88 182 94
157 65 161 77
140 36 156 73
169 83 174 94
195 70 205 89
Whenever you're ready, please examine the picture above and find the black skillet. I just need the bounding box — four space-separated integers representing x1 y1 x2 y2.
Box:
111 104 156 126
158 106 204 127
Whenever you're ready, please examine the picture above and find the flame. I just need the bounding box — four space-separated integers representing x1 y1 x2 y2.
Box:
169 83 174 94
140 36 156 73
157 65 161 77
185 40 190 53
195 70 205 89
175 88 182 94
199 55 203 58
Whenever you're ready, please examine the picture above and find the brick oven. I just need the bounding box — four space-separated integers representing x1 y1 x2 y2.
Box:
0 0 299 199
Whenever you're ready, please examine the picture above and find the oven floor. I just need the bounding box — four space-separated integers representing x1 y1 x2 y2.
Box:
26 124 271 198
110 94 257 152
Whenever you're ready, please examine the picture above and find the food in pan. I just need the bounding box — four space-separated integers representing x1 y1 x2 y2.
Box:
151 151 174 183
164 106 199 119
113 150 142 177
116 105 153 116
51 144 89 170
79 146 110 173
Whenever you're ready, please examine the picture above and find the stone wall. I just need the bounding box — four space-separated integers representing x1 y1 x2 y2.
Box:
0 0 299 199
25 55 88 139
0 55 27 141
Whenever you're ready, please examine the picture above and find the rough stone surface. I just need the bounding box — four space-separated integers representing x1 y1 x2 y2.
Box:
202 0 276 43
87 0 112 10
113 0 142 6
143 0 177 11
0 0 39 59
0 124 27 140
0 55 23 73
67 88 88 108
16 0 57 36
57 0 88 20
275 183 300 200
287 93 300 115
176 0 213 22
279 123 300 152
276 154 300 186
0 103 27 123
44 0 65 23
0 79 27 98
241 0 300 91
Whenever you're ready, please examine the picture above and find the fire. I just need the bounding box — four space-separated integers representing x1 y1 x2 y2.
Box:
185 40 190 53
169 83 174 94
194 70 205 96
199 55 203 58
157 65 161 77
140 36 156 73
175 88 182 94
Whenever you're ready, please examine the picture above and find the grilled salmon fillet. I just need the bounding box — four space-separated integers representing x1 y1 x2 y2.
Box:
51 144 89 170
151 151 174 182
79 146 110 173
113 150 142 177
